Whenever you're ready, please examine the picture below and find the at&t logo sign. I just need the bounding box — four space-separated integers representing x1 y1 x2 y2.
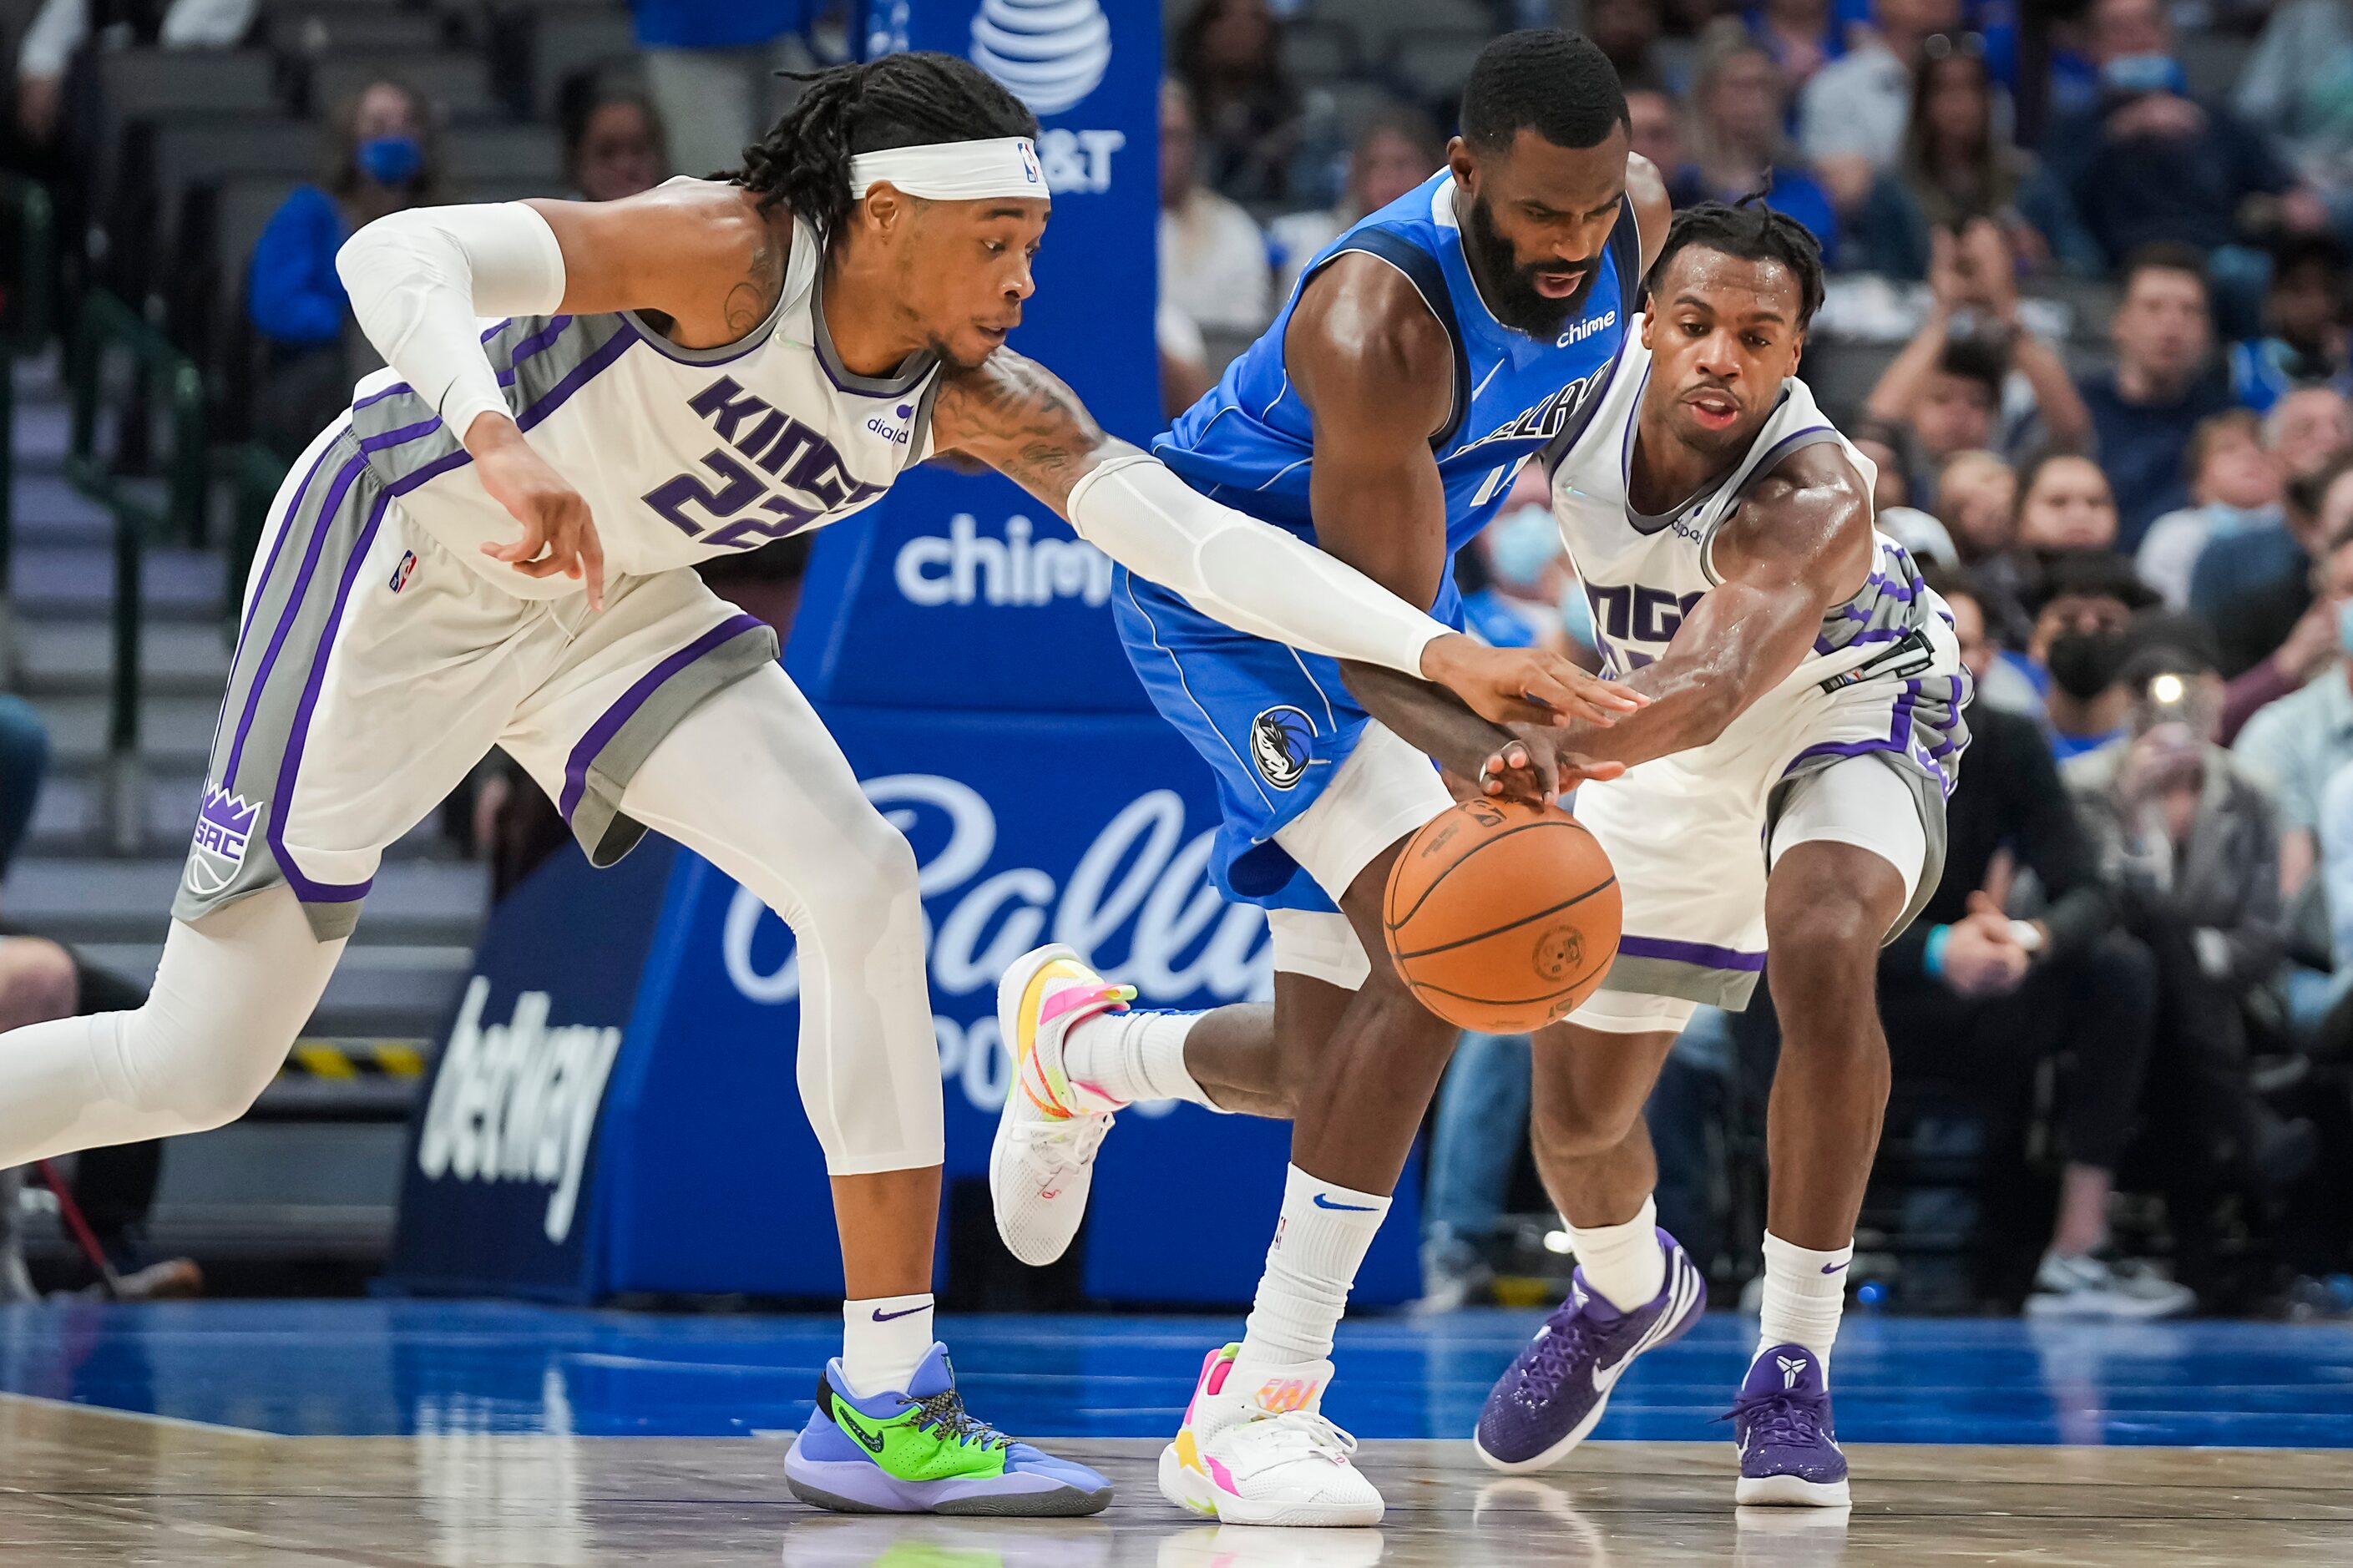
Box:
969 0 1125 194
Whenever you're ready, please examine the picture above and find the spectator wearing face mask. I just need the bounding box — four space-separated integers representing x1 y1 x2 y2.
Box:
2229 235 2353 417
2042 0 2325 276
2077 245 2235 551
2194 447 2353 679
2138 411 2289 610
1865 221 2092 469
1268 105 1444 301
1880 569 2183 1317
1456 467 1597 663
245 79 440 458
1993 551 2157 756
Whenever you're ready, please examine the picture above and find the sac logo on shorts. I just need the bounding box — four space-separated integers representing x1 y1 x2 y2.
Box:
186 787 260 895
1249 706 1313 791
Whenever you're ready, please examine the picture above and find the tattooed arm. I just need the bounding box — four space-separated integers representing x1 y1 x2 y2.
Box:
929 351 1642 726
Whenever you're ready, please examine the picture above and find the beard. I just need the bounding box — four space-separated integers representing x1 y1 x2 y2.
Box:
1462 190 1597 340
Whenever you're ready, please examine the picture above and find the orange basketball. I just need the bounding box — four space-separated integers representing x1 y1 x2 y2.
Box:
1383 797 1622 1033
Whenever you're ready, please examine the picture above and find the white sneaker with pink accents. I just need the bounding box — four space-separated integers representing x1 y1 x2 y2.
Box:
1157 1344 1384 1527
989 943 1136 1267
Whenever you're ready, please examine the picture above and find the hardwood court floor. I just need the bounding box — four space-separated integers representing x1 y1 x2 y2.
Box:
1 1301 2348 1563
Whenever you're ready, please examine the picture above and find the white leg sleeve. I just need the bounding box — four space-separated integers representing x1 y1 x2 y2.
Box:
0 888 342 1166
618 664 943 1175
1768 753 1927 912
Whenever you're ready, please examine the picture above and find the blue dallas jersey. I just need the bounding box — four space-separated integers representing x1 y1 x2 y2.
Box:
1115 170 1643 913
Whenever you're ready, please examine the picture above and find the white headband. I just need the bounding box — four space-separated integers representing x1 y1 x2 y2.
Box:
848 137 1049 202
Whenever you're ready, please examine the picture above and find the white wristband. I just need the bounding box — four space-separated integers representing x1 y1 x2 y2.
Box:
1066 453 1449 675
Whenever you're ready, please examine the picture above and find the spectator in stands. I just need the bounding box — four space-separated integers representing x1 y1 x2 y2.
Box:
1172 0 1303 205
2234 517 2353 903
246 79 441 459
1939 447 2034 642
1847 33 2100 280
2236 0 2353 204
1456 465 1595 660
1995 551 2155 751
2077 245 2235 552
1750 0 1844 94
1624 85 1687 191
1268 104 1443 299
2013 450 2118 556
2138 411 2288 609
1865 220 2092 466
1671 21 1841 263
1847 416 1917 510
1798 0 1961 211
1591 0 1686 94
13 0 256 143
2194 447 2351 678
2042 0 2322 278
1879 569 2187 1317
633 0 809 181
2267 382 2353 483
559 80 669 205
2229 235 2351 415
1159 81 1272 341
2070 642 2313 1248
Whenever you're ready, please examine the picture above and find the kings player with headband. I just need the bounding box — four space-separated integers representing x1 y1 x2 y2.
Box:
0 53 1607 1518
985 31 1667 1525
1348 200 1969 1508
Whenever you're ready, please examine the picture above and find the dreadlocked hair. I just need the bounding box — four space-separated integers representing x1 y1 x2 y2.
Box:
1642 195 1826 327
734 52 1039 239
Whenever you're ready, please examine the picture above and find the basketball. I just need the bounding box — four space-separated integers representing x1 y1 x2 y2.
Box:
1382 797 1622 1033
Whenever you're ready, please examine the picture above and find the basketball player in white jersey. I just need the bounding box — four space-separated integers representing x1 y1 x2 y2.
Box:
0 53 1621 1516
1351 199 1969 1507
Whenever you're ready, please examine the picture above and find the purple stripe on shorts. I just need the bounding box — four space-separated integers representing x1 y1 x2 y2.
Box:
267 487 397 905
358 415 443 453
558 613 767 822
1618 935 1768 972
223 451 369 786
351 382 415 414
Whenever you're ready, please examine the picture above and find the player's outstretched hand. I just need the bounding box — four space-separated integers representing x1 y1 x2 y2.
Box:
1477 726 1626 807
1420 636 1646 728
466 413 608 610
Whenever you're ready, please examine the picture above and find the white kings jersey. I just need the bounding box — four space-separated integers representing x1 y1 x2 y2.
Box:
1544 338 1969 800
346 195 942 597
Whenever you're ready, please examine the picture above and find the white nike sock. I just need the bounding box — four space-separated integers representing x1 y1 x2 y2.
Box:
1756 1232 1851 1378
1237 1164 1390 1370
1060 1009 1223 1111
1567 1196 1667 1313
840 1292 933 1397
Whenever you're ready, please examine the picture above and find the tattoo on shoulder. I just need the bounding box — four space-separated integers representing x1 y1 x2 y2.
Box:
723 219 787 336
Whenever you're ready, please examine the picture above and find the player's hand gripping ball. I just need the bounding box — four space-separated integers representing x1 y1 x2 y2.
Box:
1383 797 1622 1032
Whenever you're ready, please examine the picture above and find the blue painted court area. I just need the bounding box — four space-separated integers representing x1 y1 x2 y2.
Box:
0 1301 2347 1449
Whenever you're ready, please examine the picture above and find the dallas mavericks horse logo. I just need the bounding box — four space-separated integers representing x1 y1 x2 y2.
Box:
186 787 259 895
1250 706 1314 791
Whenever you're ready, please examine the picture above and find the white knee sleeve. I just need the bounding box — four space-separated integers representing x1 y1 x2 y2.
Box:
619 666 944 1176
0 888 340 1166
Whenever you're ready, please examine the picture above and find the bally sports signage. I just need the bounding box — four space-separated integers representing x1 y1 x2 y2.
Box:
388 711 1424 1305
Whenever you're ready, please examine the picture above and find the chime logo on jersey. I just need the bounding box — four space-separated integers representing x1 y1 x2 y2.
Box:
1250 706 1314 790
186 787 259 895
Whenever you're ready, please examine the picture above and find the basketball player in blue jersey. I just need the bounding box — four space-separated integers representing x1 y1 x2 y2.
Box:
987 31 1669 1525
0 53 1610 1519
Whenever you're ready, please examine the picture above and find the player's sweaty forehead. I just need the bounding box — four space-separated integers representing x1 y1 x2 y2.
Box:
1475 125 1627 222
1653 247 1801 328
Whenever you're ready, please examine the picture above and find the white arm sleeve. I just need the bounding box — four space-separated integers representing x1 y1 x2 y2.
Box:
335 202 568 440
1066 453 1450 675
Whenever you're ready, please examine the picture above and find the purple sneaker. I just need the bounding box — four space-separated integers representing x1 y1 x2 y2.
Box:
1475 1229 1705 1472
1731 1344 1850 1506
784 1343 1111 1516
